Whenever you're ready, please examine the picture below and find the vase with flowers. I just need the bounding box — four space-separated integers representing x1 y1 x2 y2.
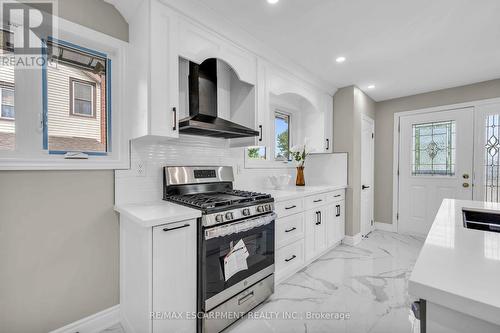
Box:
289 144 310 186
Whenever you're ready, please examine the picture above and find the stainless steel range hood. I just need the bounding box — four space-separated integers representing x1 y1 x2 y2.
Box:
179 58 259 139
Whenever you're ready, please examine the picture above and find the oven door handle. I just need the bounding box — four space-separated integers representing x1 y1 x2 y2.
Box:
204 213 276 240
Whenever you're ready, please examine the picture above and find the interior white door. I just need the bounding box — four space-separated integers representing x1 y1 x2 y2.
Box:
361 116 375 237
399 108 474 235
474 103 500 202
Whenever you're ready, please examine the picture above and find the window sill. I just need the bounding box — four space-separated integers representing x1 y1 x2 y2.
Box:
0 155 129 170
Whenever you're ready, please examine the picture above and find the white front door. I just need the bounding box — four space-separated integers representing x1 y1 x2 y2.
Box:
361 116 375 237
398 108 474 235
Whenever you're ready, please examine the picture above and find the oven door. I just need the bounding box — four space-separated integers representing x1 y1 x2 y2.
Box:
201 213 275 311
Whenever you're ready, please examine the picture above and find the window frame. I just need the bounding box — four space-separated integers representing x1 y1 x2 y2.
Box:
69 78 96 118
274 110 291 161
0 16 128 170
0 82 15 120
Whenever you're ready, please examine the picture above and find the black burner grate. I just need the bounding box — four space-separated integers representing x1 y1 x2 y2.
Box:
166 190 271 210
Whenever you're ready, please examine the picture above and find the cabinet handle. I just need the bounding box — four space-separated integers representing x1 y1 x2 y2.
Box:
163 223 190 232
313 199 323 203
336 205 341 217
172 107 177 131
285 227 297 233
285 255 297 262
285 205 297 210
315 211 321 225
334 195 341 198
326 138 330 151
238 291 255 305
258 125 263 142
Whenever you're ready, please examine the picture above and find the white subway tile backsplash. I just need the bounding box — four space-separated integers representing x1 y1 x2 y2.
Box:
115 135 347 205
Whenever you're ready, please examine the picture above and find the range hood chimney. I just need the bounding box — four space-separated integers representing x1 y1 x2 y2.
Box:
178 58 260 139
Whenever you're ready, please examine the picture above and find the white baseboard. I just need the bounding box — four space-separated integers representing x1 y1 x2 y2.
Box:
375 221 397 232
49 305 120 333
343 233 362 246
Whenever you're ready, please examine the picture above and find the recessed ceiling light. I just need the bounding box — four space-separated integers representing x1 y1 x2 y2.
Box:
367 85 376 89
267 0 279 4
335 56 346 63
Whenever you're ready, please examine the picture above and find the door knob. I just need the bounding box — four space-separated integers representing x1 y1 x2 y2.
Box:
463 183 470 188
362 185 370 190
463 174 470 179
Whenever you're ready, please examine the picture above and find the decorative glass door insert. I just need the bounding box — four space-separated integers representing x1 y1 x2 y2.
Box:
484 114 500 202
412 120 456 176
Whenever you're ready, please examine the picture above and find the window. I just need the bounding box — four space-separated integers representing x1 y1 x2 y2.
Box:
412 121 456 176
0 86 14 119
484 114 500 202
275 111 290 160
70 79 95 117
45 39 109 154
247 146 266 160
0 29 15 151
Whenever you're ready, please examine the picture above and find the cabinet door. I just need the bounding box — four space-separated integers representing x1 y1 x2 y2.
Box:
150 0 179 138
152 220 196 333
335 201 346 242
323 94 333 153
304 209 317 260
325 204 337 248
315 208 327 254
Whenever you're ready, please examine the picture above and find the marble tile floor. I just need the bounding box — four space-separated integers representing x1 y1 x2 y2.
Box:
102 231 425 333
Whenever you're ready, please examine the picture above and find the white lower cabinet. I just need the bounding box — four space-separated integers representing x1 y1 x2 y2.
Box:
275 189 346 283
121 216 197 333
152 221 197 333
276 239 305 281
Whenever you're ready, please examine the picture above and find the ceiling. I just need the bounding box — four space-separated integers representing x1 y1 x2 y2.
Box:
108 0 500 101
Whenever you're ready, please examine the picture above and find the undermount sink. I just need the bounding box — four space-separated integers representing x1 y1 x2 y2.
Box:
463 209 500 233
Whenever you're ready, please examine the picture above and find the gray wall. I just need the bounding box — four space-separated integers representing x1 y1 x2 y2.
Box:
334 86 375 236
374 79 500 224
0 2 127 332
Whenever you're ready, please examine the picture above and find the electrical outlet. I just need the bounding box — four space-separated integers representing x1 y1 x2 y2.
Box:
135 160 146 177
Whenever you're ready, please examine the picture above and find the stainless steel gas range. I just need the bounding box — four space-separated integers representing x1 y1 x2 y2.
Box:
163 166 276 333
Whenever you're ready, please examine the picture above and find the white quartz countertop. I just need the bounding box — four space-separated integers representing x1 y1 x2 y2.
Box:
409 199 500 326
114 201 201 228
253 185 347 202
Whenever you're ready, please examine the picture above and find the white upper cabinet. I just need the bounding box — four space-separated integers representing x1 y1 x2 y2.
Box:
128 0 180 139
178 20 257 86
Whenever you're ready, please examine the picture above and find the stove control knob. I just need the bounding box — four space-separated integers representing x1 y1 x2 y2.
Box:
242 209 251 216
225 212 234 220
257 206 264 213
215 214 224 223
265 204 272 211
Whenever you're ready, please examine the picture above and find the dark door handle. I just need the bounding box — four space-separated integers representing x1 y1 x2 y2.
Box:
285 205 297 210
336 205 341 217
163 223 190 232
362 185 370 190
172 107 177 131
326 138 330 151
258 125 263 142
315 211 322 225
285 227 297 233
285 255 297 262
313 199 323 203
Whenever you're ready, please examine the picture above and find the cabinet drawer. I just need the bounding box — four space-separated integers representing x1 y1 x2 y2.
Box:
276 239 305 279
276 213 304 249
275 198 304 218
304 193 327 210
326 190 345 203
